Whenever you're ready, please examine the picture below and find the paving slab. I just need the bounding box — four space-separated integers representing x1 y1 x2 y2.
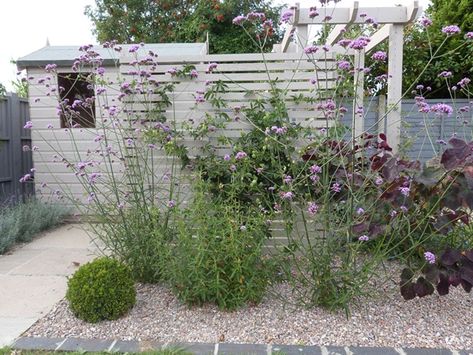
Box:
272 344 322 354
0 224 97 347
12 336 65 351
0 318 37 348
58 337 114 352
9 248 94 276
0 275 66 317
218 342 267 354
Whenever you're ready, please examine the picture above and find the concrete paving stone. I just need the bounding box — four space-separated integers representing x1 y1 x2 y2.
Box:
0 275 66 317
272 344 322 354
21 225 96 250
459 350 473 355
110 340 140 353
12 336 65 351
404 348 452 355
57 337 114 352
9 248 95 276
168 342 215 355
349 346 399 355
0 249 45 274
0 318 37 347
218 342 268 354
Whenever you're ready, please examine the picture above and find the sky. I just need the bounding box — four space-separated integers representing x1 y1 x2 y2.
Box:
0 0 430 91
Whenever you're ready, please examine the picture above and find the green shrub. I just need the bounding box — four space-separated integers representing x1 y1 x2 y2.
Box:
0 198 69 254
66 257 136 323
167 181 271 310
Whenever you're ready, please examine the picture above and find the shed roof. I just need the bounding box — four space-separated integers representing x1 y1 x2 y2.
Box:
17 43 208 69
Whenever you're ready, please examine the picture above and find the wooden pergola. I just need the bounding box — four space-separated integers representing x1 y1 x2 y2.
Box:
274 1 421 153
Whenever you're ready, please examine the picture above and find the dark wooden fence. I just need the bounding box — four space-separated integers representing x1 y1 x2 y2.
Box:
0 93 33 204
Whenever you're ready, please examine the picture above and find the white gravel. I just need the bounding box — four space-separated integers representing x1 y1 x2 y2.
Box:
25 262 473 350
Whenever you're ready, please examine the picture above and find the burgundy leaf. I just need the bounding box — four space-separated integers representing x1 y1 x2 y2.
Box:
461 280 472 293
424 264 439 284
449 271 462 287
401 268 414 283
437 272 450 295
440 248 462 266
400 281 416 300
414 277 435 297
460 266 473 285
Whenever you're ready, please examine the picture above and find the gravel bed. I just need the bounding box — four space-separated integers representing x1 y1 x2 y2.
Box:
25 262 473 350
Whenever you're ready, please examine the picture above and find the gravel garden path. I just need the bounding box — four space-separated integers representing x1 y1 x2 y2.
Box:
25 267 473 351
3 224 473 353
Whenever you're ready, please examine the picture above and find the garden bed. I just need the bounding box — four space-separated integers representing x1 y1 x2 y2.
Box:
24 261 473 350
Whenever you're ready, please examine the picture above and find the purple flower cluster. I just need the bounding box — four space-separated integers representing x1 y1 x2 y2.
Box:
267 126 288 135
235 151 247 160
431 103 453 116
349 36 370 50
438 71 453 78
458 77 471 88
420 17 432 27
371 51 387 62
337 61 351 71
207 62 218 73
232 15 247 25
307 202 318 215
442 25 461 35
280 9 294 24
424 251 436 264
24 121 33 129
309 7 318 19
304 46 318 54
358 235 369 242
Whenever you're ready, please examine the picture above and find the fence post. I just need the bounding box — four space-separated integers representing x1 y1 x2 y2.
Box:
10 93 23 202
377 94 387 135
386 24 404 154
353 50 365 138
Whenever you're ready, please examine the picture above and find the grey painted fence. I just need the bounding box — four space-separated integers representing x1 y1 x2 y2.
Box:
401 98 473 162
0 93 33 204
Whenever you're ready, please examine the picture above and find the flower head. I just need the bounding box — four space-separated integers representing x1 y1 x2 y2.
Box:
442 25 461 36
235 151 247 160
23 121 33 129
371 51 387 61
431 103 453 116
280 9 293 24
307 202 318 215
424 251 436 264
337 61 351 71
232 15 247 25
358 235 369 242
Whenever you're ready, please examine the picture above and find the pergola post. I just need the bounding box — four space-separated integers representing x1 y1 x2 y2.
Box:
386 24 404 153
353 50 365 138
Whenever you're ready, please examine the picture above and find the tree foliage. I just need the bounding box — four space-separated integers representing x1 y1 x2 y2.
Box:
402 0 473 98
85 0 283 54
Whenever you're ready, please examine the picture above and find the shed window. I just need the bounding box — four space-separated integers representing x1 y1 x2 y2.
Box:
58 73 95 128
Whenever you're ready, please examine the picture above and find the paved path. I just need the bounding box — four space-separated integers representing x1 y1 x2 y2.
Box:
11 337 473 354
0 224 97 346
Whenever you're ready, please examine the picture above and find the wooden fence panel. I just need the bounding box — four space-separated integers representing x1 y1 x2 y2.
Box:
0 93 33 204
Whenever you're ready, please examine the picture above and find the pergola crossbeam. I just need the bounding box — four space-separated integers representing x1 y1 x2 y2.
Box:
325 1 359 46
295 6 416 25
365 24 392 53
